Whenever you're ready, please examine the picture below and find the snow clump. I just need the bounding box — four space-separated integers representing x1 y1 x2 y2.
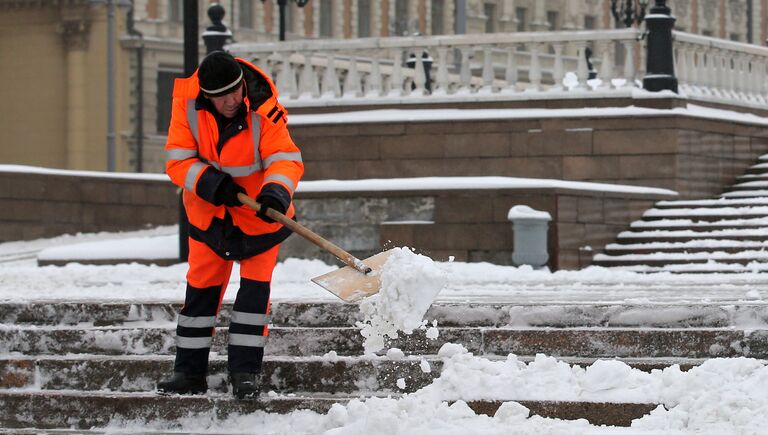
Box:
356 247 446 354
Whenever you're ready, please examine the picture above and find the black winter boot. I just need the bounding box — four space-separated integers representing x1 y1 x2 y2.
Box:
156 372 207 395
230 372 260 401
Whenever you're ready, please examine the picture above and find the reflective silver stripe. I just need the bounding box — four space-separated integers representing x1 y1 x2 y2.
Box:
184 161 206 191
263 152 303 169
264 173 295 192
200 70 243 94
229 333 268 347
167 148 198 161
230 311 269 326
221 163 262 177
176 335 212 349
177 314 216 328
187 100 199 143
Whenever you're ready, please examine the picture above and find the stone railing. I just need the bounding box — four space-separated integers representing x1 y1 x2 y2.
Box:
674 31 768 108
228 29 768 110
227 29 644 103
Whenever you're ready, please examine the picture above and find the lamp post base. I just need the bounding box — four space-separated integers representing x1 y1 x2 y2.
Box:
642 75 678 93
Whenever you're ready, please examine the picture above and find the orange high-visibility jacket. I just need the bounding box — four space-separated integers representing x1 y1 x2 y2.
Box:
165 58 303 236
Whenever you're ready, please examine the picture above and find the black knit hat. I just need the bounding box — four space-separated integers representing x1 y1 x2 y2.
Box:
198 51 243 97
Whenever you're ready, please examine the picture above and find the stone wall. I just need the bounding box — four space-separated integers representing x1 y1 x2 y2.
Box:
0 170 177 242
291 188 673 270
291 107 768 200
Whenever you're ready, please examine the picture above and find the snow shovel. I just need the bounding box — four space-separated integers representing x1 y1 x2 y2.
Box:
237 193 393 302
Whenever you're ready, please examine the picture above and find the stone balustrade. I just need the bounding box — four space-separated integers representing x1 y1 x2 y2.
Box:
228 29 768 110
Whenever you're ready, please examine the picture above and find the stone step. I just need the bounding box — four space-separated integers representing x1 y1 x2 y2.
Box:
743 164 768 175
0 354 712 396
604 242 768 255
736 173 768 182
617 228 768 244
11 301 768 328
2 325 766 359
0 390 657 429
721 189 768 198
592 252 768 268
0 355 438 395
642 206 768 221
653 197 768 209
0 301 362 328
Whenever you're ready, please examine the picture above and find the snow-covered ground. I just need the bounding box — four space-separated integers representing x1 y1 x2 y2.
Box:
3 227 768 433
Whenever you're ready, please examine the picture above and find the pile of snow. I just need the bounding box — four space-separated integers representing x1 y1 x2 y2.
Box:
356 247 447 354
102 347 768 433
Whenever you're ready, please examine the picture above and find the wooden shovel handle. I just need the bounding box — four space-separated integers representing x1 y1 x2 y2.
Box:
237 193 371 275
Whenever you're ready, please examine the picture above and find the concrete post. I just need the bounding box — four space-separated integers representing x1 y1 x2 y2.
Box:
508 205 551 268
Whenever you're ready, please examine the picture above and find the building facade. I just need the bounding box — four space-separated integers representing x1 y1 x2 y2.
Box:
1 0 766 173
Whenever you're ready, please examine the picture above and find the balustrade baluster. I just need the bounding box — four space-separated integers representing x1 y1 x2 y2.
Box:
621 40 636 88
702 50 714 94
574 41 588 90
550 43 564 91
715 51 726 97
343 55 361 97
528 43 542 91
598 41 614 89
298 51 319 99
503 45 518 93
458 47 472 94
257 54 271 79
479 46 494 94
321 53 341 98
277 52 295 99
412 51 427 95
366 58 382 97
434 46 450 95
388 48 404 96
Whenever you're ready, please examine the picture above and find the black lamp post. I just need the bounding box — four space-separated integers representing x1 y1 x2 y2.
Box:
642 0 678 93
202 3 233 54
262 0 311 41
610 0 650 28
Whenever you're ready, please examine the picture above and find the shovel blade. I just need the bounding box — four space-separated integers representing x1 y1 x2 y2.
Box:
311 250 395 303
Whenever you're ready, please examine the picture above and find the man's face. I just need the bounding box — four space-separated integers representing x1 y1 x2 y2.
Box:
207 81 244 118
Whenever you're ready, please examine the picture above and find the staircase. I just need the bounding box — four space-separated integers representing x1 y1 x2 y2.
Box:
2 300 768 431
592 154 768 272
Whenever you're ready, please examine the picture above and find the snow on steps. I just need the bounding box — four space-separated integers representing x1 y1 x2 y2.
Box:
0 390 657 429
593 153 768 272
2 301 766 429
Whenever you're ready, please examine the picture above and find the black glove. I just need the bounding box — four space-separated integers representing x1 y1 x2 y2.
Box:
214 176 246 207
255 194 286 223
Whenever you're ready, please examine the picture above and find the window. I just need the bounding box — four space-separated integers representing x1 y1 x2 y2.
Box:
239 0 253 29
358 0 371 37
169 0 182 22
320 0 333 37
285 2 294 33
484 3 497 33
157 69 184 134
547 10 559 31
395 0 409 35
730 33 741 41
702 29 714 37
583 15 596 30
515 7 527 32
431 0 444 35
